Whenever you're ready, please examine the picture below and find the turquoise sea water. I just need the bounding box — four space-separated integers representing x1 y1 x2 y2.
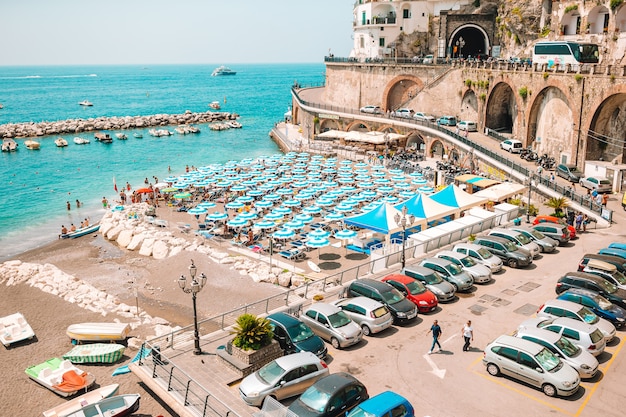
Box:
0 64 325 260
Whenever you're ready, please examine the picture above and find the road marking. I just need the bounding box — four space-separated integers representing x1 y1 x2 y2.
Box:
423 353 446 378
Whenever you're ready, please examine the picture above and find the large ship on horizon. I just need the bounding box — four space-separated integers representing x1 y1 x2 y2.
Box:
211 65 236 76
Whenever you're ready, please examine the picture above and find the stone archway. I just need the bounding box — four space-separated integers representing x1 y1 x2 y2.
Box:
526 85 573 157
485 82 517 135
460 89 479 122
346 121 371 132
319 119 340 133
429 139 445 158
383 75 425 111
616 4 626 32
588 5 610 34
561 10 581 35
587 92 626 163
405 131 425 150
448 24 491 59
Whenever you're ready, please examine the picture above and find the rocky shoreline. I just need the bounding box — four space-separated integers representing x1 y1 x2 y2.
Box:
0 110 239 138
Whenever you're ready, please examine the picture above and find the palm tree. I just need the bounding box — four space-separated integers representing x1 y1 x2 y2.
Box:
546 197 570 217
232 313 274 351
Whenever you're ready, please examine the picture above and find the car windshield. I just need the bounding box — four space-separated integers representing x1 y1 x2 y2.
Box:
529 230 546 240
299 386 331 413
381 288 405 305
328 311 352 328
287 323 315 343
446 263 464 275
503 241 519 252
405 280 426 295
257 360 286 385
346 406 376 417
516 233 532 244
577 306 599 324
595 295 612 310
477 248 492 259
555 336 581 357
597 278 618 294
535 348 562 372
612 270 626 285
424 271 443 284
460 256 477 267
569 167 581 173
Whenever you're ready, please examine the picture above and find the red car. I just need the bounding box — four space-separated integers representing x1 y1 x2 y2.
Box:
533 215 576 239
382 274 438 313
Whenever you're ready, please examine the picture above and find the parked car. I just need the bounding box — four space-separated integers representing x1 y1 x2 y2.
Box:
531 224 571 245
359 105 383 114
499 139 523 153
583 259 626 290
392 108 413 119
508 226 557 253
533 215 576 240
452 242 503 273
400 265 456 302
436 115 457 126
347 279 418 323
519 317 606 357
239 352 330 406
579 176 612 194
598 247 626 260
609 242 626 251
422 55 434 64
555 164 583 183
487 228 541 258
418 257 474 292
382 274 438 313
301 303 363 349
331 297 394 336
457 121 477 132
578 253 626 274
433 250 491 283
513 327 598 379
555 271 626 310
346 391 414 417
413 112 435 122
482 334 580 397
267 312 328 359
557 288 626 328
473 235 533 268
536 299 616 342
288 372 368 417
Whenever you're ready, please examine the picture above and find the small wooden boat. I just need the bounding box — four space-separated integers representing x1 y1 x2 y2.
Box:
64 394 140 417
61 222 100 239
0 312 35 347
66 322 131 343
25 358 96 397
1 138 18 152
63 343 125 364
25 139 41 149
209 101 221 110
115 133 128 140
73 137 90 145
78 100 93 106
94 132 112 143
42 384 119 417
55 137 68 147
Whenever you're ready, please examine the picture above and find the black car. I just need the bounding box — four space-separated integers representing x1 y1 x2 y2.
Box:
555 164 582 183
473 235 533 268
578 253 626 274
267 312 327 359
288 372 368 417
555 271 626 310
347 279 418 323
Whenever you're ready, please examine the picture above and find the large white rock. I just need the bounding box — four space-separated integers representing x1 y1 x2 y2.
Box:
127 233 145 251
99 219 114 236
278 273 292 287
139 238 155 257
152 240 169 259
117 229 134 248
106 225 123 241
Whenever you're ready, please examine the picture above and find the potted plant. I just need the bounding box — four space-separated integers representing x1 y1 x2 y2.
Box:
232 313 273 351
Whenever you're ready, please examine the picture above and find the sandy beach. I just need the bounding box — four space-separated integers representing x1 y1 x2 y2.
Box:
0 204 286 417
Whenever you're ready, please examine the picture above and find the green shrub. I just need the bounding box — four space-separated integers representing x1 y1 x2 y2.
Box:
543 72 549 80
465 79 473 87
479 93 487 101
611 0 623 11
232 313 274 351
574 74 583 82
519 86 529 99
564 4 579 13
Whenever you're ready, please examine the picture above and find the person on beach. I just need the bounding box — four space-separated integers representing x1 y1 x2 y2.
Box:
126 182 131 191
84 218 89 227
59 225 67 238
70 223 76 232
427 320 443 354
66 201 71 210
102 196 108 208
462 320 473 351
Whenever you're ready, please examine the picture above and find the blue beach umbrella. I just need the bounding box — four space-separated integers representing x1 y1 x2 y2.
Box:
247 189 264 197
207 211 228 222
238 211 258 221
273 206 293 216
254 200 274 209
227 217 249 228
272 228 296 240
225 201 244 210
324 212 345 222
283 199 302 207
188 207 208 216
294 213 314 224
236 196 254 204
335 229 357 240
378 186 395 194
302 206 322 215
309 228 330 239
284 219 306 230
254 220 276 230
197 201 217 209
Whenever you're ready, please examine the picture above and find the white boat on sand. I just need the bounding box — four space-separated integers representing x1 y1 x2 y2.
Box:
64 394 140 417
73 137 90 145
42 383 119 417
1 312 35 347
25 358 96 397
66 322 131 343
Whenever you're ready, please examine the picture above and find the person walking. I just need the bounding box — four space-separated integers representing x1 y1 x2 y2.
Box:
462 320 474 351
427 320 443 354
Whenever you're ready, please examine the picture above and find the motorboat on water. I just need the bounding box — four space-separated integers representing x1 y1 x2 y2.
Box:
115 133 128 140
55 137 68 147
0 312 35 347
73 137 90 145
227 120 242 129
211 65 236 76
148 128 173 137
133 132 143 138
42 384 119 417
78 100 93 106
94 132 113 143
1 138 18 152
209 122 230 131
175 125 201 134
25 140 41 150
209 101 221 110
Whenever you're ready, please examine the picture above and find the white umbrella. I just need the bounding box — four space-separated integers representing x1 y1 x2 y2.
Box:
197 201 216 209
188 207 207 216
238 211 258 221
309 228 331 239
227 217 249 228
272 228 296 240
264 212 284 221
225 201 244 210
254 220 276 230
335 229 357 240
306 236 331 260
207 211 228 221
284 219 306 230
294 213 314 224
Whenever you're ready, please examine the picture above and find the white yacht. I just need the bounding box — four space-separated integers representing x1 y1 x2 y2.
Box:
211 66 236 76
78 100 93 106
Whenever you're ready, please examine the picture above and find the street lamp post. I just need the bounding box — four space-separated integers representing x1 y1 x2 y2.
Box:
394 205 415 269
526 177 535 223
178 260 207 355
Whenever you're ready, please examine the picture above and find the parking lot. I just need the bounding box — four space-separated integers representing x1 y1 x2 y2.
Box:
231 219 626 417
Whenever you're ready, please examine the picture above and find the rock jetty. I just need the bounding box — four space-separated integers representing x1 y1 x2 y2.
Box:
0 110 239 139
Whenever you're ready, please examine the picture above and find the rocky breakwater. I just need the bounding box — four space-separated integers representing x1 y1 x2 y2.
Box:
101 203 307 289
0 260 178 347
0 110 240 138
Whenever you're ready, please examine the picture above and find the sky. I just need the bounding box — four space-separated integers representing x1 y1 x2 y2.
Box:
1 0 354 66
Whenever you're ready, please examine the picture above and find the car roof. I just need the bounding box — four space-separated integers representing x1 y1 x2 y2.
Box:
516 326 562 344
351 278 393 291
383 274 416 284
421 257 453 267
436 250 465 260
402 265 436 275
267 311 302 326
541 298 583 311
358 391 410 415
454 242 487 251
491 334 544 354
586 259 616 271
552 316 598 332
475 235 511 245
559 287 602 300
582 253 626 266
334 296 384 310
309 372 361 394
274 351 321 368
560 271 607 282
306 302 342 316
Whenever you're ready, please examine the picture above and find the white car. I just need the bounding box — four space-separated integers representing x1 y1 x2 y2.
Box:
579 176 612 194
457 121 477 132
359 105 382 114
500 139 523 153
413 112 435 122
392 108 413 118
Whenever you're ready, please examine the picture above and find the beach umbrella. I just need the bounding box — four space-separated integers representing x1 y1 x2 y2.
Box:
334 204 355 213
411 178 429 186
164 176 178 183
391 175 406 182
276 188 294 196
160 187 179 193
258 184 275 191
264 212 284 221
315 198 334 207
337 177 355 184
207 211 228 221
294 213 314 224
272 228 296 240
225 201 244 210
254 200 274 209
284 219 305 230
399 190 417 199
302 205 322 215
247 189 264 197
374 178 391 184
394 182 412 190
273 206 293 216
357 181 375 189
355 162 369 169
231 185 248 193
188 207 208 216
295 193 314 201
173 192 192 200
359 190 377 199
306 236 331 260
283 199 302 207
309 228 330 239
216 180 233 188
254 220 276 230
238 211 258 221
389 169 404 175
324 212 345 222
197 201 217 209
236 195 254 203
382 195 400 204
419 186 435 194
228 217 249 228
335 229 357 240
378 186 395 194
409 171 424 178
340 186 357 194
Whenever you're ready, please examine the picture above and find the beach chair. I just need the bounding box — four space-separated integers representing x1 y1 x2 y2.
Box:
279 248 306 261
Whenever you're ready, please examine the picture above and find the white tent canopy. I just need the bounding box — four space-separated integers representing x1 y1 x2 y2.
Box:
473 182 527 202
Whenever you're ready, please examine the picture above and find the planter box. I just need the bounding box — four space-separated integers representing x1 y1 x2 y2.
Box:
217 339 283 378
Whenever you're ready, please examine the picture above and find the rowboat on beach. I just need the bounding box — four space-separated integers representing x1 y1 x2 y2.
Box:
25 139 41 149
42 383 120 417
73 137 90 145
25 358 96 397
64 394 140 417
66 322 131 343
61 222 100 239
55 137 68 147
0 312 35 347
63 343 125 364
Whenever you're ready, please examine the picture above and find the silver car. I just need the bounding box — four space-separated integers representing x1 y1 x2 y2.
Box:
514 326 599 379
519 317 606 357
301 303 363 349
239 352 329 406
488 228 541 258
452 242 503 273
401 265 456 302
483 334 580 397
331 297 393 336
419 257 474 292
509 226 557 253
434 250 492 283
536 298 616 343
